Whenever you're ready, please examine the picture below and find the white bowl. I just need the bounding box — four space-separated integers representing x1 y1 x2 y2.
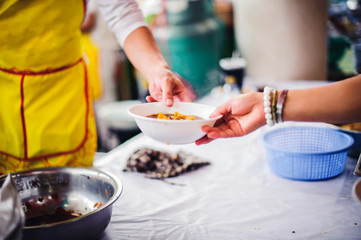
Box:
127 102 222 144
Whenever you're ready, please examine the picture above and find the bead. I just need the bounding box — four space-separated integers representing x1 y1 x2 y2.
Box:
264 86 271 93
263 86 276 127
266 119 274 126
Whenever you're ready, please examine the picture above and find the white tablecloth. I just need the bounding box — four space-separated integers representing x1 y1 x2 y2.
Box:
94 121 361 240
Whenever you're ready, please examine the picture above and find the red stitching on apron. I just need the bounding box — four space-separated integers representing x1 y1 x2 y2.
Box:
0 58 83 75
0 59 90 161
19 75 28 159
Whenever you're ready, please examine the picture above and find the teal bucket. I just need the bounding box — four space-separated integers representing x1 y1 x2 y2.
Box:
155 0 225 98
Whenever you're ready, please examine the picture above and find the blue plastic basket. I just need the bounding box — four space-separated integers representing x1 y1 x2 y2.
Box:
262 126 354 181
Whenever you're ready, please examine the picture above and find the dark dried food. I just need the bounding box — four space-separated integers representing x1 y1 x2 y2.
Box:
124 148 210 178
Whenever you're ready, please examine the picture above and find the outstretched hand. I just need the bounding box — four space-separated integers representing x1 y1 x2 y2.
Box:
195 92 266 145
145 69 191 106
121 26 191 107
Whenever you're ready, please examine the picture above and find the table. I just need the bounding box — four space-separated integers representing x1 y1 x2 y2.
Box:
94 121 361 240
94 79 361 239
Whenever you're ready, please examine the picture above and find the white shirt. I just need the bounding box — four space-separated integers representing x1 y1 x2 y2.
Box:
96 0 148 47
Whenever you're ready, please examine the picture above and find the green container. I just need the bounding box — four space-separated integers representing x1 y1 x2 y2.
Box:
155 0 225 98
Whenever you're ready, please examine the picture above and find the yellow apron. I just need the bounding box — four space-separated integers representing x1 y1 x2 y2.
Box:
81 33 103 101
0 0 97 174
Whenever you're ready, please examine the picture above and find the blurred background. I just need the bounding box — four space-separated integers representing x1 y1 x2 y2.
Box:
82 0 361 152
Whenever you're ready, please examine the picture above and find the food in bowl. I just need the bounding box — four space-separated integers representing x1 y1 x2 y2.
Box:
128 102 222 144
146 112 202 120
25 205 82 226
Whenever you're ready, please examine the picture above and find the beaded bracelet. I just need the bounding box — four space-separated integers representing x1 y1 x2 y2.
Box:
276 89 289 123
272 89 278 124
263 87 276 127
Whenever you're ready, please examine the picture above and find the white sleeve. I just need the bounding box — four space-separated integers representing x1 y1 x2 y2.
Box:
96 0 148 47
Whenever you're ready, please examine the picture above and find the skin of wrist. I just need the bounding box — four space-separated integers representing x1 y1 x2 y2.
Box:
281 89 296 122
132 59 171 88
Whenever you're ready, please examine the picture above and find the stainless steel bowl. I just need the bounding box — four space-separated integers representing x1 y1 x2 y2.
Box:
326 123 361 159
338 128 361 158
0 167 122 240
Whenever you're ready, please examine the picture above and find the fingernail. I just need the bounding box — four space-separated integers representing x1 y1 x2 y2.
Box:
166 99 173 106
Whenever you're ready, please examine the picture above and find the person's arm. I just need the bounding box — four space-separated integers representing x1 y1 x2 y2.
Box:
196 75 361 145
96 0 190 106
122 26 190 105
283 75 361 123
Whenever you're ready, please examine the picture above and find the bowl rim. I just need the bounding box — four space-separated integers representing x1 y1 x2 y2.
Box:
262 126 354 155
127 102 223 123
0 167 123 229
324 123 361 134
352 178 361 205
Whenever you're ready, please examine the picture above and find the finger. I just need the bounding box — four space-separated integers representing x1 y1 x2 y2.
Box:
145 95 157 102
174 90 191 102
209 103 233 118
195 136 215 145
205 121 244 139
201 125 213 132
200 125 224 138
209 111 223 119
147 89 163 102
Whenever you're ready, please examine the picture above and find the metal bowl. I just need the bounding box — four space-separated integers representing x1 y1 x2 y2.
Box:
337 128 361 158
326 123 361 158
0 167 122 240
